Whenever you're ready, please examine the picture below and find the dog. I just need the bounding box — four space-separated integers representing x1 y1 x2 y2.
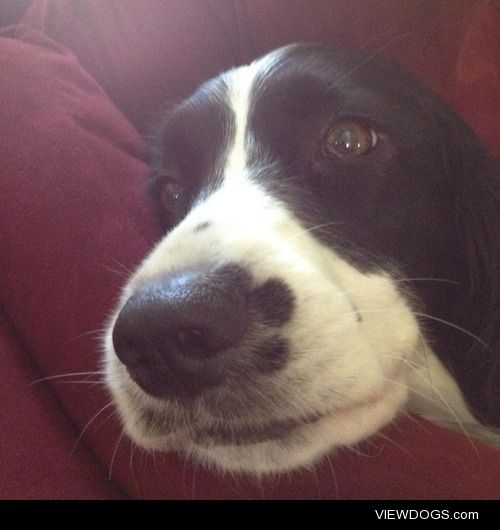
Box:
104 43 500 474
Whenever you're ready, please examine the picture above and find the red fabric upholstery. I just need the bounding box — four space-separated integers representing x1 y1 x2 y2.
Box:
1 0 499 499
0 321 123 499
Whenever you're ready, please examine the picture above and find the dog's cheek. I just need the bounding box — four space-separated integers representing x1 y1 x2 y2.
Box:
286 266 420 401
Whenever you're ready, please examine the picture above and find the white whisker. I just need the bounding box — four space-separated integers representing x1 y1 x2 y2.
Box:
109 429 127 480
325 454 340 499
28 371 107 386
286 221 345 242
343 307 489 352
394 277 460 286
413 312 490 351
72 401 115 455
382 374 480 455
375 432 416 460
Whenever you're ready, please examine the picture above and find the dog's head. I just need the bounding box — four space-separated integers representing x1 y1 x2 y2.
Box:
104 44 500 474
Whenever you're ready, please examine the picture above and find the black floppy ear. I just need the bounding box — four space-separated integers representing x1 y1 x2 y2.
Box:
458 154 500 427
430 100 500 426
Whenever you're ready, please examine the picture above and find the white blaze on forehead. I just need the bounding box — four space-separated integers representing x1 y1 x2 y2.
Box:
224 50 286 180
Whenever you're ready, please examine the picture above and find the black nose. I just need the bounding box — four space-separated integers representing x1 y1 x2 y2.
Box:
112 265 252 399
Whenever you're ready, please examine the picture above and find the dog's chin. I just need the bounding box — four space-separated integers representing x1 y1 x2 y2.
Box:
114 375 408 475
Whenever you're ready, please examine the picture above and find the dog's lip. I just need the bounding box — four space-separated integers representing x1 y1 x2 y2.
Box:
191 411 326 447
192 364 406 447
151 389 392 448
137 363 406 448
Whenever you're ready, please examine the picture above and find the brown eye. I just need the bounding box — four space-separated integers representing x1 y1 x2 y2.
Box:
324 121 378 158
160 180 184 213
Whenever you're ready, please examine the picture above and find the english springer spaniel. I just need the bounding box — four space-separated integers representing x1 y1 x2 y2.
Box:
104 44 500 474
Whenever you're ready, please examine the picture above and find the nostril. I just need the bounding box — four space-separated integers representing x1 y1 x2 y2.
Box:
171 327 206 358
111 307 150 368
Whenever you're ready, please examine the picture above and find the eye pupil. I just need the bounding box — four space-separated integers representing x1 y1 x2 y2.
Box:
334 129 361 153
325 121 377 158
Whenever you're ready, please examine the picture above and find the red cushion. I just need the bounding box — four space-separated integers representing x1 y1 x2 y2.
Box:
0 322 124 500
1 0 499 499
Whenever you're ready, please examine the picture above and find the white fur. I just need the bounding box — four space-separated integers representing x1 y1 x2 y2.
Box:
104 51 496 475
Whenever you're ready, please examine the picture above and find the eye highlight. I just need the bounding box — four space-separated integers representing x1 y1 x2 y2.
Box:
160 179 184 213
324 121 378 158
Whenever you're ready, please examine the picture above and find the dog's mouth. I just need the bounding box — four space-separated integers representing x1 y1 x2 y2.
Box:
191 411 328 447
132 400 327 447
130 367 407 452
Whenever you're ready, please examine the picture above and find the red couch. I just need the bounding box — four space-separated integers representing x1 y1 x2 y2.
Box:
1 0 499 500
